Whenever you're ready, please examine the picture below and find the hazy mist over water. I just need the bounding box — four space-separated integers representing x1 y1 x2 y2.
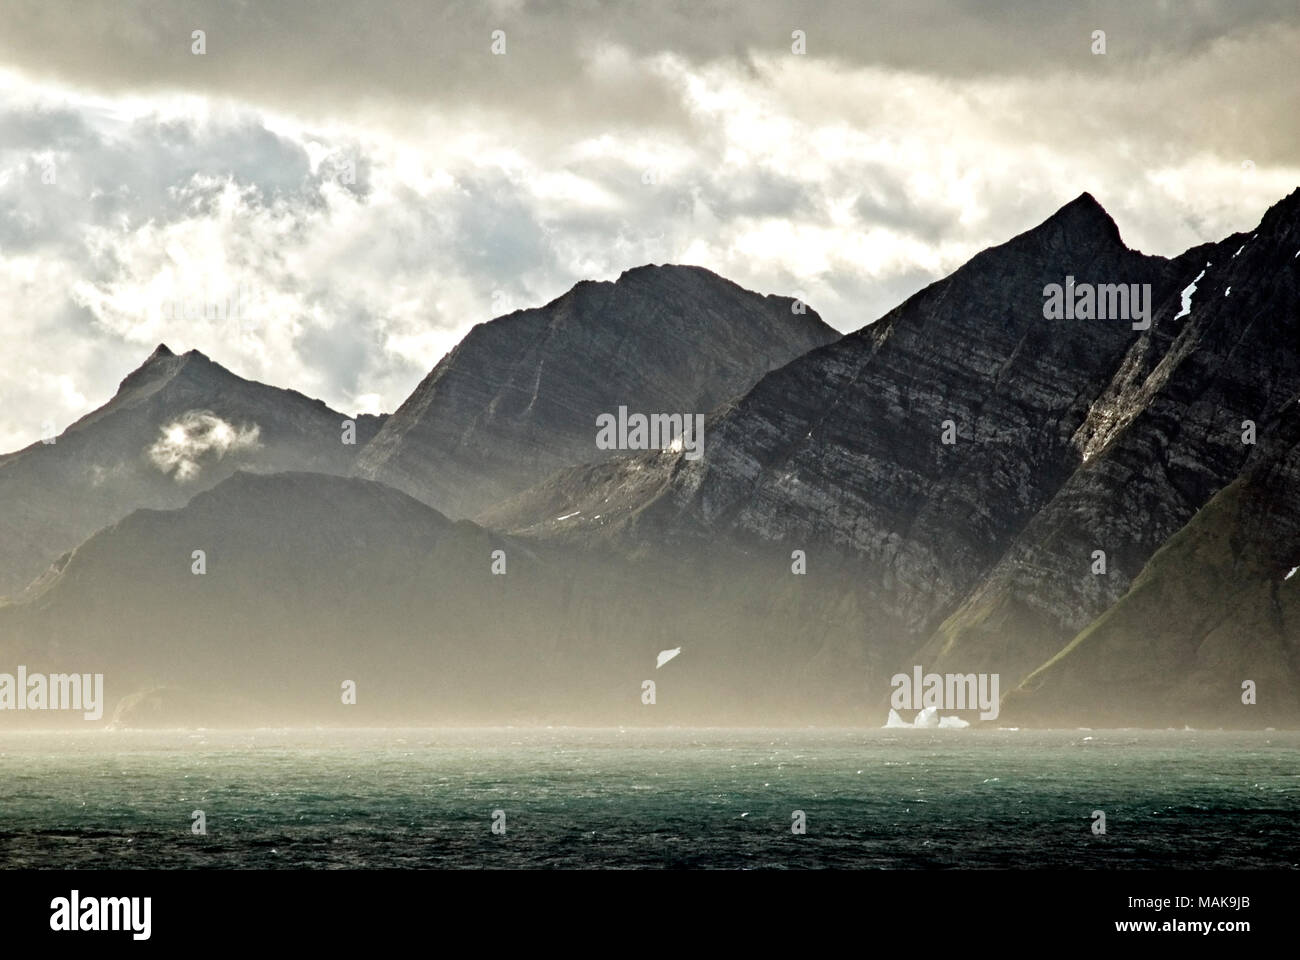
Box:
2 728 1296 869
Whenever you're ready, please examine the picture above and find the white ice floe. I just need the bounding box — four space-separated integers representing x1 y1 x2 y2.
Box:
655 647 681 669
883 706 968 728
1174 264 1209 319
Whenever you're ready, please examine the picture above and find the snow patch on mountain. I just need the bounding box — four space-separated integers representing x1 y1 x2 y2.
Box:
1174 264 1209 319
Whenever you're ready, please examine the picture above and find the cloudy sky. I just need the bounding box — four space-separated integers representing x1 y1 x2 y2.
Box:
1 0 1297 451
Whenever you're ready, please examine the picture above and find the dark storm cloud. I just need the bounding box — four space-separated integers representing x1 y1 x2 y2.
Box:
2 0 1297 167
3 1 1296 97
1 0 1298 450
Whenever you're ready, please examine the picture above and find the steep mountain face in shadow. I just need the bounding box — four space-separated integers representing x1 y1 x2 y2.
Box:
485 197 1184 675
355 264 839 519
0 471 888 726
2 471 516 726
485 191 1300 725
0 345 384 599
920 189 1300 687
6 192 1300 728
1001 401 1300 728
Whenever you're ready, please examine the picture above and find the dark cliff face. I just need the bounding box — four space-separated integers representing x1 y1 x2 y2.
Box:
488 196 1183 654
921 188 1300 686
6 191 1300 728
353 264 839 519
1000 398 1300 728
485 190 1300 724
0 346 383 599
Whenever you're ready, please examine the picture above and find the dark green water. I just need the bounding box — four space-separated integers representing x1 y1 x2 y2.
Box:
1 728 1296 869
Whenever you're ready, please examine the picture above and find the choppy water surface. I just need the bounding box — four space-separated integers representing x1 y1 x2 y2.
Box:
1 728 1296 868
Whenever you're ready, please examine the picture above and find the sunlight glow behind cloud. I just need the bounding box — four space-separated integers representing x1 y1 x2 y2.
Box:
0 2 1297 450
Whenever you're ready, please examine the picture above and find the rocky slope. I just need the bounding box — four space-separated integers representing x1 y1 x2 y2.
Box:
486 196 1187 677
1001 401 1300 727
918 188 1300 687
0 470 887 726
355 264 838 518
7 191 1300 727
486 190 1300 724
0 345 384 599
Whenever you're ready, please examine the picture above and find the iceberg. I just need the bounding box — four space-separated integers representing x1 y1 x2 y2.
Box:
913 706 940 728
655 647 681 669
884 706 970 728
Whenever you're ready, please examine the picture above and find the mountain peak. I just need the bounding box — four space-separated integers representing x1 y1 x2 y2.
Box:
357 264 839 518
114 343 191 398
117 342 193 390
1051 191 1120 236
1254 185 1300 238
999 191 1126 256
616 262 710 282
1057 191 1105 216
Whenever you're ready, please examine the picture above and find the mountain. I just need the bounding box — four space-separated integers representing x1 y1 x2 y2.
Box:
7 190 1300 728
1001 401 1300 727
355 264 838 518
484 196 1186 668
0 471 521 725
0 345 384 599
485 190 1300 725
918 187 1300 686
0 470 885 726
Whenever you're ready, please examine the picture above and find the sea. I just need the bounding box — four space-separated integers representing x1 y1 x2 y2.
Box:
1 727 1296 869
